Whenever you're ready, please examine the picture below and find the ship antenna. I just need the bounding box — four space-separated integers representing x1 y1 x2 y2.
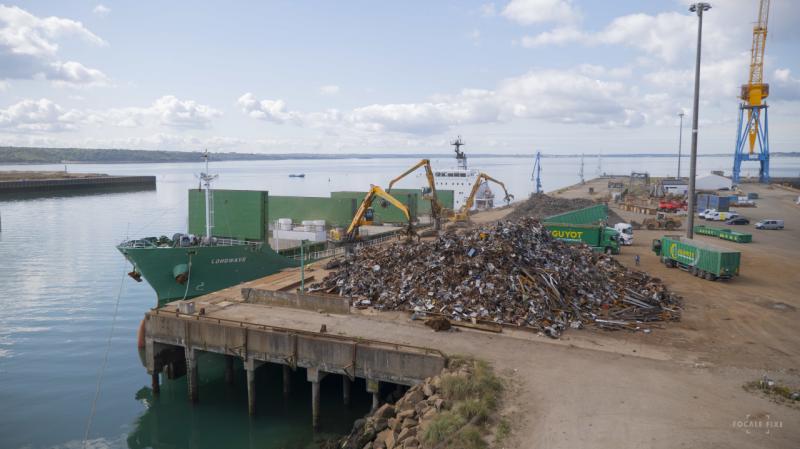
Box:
200 149 218 242
450 135 467 170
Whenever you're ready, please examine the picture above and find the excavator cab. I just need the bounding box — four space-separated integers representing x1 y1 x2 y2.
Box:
364 208 375 222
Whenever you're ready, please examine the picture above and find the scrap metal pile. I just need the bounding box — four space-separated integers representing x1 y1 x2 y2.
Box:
507 193 625 225
310 218 681 337
506 193 595 220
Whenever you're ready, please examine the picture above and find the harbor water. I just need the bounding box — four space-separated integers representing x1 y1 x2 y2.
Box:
1 155 798 449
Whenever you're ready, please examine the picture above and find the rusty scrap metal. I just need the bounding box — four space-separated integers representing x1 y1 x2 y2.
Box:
309 217 681 337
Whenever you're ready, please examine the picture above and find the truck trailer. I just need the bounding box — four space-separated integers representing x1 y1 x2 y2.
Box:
651 235 740 281
544 223 620 254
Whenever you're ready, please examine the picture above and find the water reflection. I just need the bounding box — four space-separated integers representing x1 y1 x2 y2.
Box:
126 353 371 449
0 184 156 202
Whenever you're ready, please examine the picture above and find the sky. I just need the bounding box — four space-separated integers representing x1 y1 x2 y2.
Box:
0 0 798 155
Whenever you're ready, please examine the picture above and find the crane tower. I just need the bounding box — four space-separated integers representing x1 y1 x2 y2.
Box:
732 0 771 184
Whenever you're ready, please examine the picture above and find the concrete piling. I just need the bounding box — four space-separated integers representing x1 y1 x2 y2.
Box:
366 379 380 411
282 365 291 397
224 355 234 385
186 349 198 403
342 376 351 406
307 367 326 429
244 358 262 415
151 371 160 395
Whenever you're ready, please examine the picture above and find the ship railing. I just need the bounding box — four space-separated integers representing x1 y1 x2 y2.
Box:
119 237 260 249
288 232 401 261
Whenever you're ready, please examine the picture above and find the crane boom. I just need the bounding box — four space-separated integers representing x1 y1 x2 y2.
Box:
345 185 413 240
386 159 446 228
747 0 770 88
450 172 514 222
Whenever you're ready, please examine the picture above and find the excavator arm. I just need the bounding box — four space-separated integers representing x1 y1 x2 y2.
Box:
452 173 514 222
345 185 414 240
386 159 446 227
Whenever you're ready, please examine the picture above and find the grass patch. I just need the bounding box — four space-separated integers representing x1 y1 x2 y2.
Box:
743 378 799 408
423 411 467 445
495 418 511 443
422 358 504 449
452 425 486 449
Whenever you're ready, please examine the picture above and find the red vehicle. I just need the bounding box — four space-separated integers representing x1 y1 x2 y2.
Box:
658 199 687 212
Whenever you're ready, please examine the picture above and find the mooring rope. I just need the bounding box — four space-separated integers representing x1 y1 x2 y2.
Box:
181 253 194 301
82 263 127 448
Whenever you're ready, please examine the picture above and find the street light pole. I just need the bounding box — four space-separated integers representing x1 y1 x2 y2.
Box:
687 2 711 240
677 112 685 179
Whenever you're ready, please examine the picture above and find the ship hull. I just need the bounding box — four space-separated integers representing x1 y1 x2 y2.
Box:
118 243 299 305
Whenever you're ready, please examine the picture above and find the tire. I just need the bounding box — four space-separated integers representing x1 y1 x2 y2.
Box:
665 222 676 230
689 266 696 276
646 223 656 230
704 272 714 281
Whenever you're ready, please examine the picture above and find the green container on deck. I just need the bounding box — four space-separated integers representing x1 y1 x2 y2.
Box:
544 204 608 225
652 235 741 279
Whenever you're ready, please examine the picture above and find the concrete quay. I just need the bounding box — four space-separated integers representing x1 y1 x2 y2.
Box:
143 271 447 428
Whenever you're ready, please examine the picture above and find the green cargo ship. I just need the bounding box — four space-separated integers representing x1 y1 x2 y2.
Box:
118 153 308 305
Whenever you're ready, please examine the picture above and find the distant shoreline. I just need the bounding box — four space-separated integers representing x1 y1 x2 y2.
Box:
1 146 797 165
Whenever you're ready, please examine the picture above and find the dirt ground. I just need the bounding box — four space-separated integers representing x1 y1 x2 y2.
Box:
467 178 800 449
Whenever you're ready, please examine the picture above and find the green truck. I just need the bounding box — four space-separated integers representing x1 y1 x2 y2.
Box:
651 235 741 281
544 223 620 254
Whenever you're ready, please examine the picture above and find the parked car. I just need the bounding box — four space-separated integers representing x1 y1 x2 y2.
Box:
705 211 721 221
725 217 750 225
718 212 740 221
755 219 784 230
699 208 716 219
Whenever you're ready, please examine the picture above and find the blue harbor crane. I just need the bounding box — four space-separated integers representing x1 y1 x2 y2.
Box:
531 151 542 194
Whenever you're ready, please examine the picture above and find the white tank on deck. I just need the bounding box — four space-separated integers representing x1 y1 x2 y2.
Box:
277 218 293 230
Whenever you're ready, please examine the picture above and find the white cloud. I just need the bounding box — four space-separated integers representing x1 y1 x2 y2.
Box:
501 0 580 25
108 95 222 129
0 98 83 132
237 93 303 124
92 4 111 16
319 85 341 95
772 68 800 101
48 61 109 86
0 5 108 85
520 27 584 47
238 66 649 135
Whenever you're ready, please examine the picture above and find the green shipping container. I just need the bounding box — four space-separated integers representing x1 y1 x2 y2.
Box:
544 223 620 254
188 189 268 241
544 204 608 225
652 235 741 280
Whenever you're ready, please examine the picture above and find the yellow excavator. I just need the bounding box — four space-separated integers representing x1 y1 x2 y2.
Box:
331 185 417 242
450 173 514 223
386 159 447 230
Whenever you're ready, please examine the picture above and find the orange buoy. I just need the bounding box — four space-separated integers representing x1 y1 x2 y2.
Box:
137 318 146 349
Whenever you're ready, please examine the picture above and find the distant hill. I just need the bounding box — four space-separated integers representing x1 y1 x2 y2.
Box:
0 147 289 164
1 146 797 164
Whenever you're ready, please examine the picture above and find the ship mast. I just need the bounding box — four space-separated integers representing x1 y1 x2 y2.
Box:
450 136 467 170
200 150 218 241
